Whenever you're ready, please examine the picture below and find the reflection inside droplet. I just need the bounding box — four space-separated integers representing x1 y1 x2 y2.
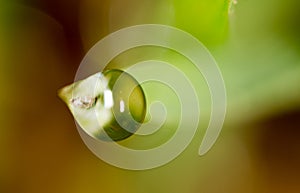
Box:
103 89 114 109
71 95 96 109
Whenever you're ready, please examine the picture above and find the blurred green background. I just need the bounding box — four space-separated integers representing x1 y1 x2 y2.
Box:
1 0 300 193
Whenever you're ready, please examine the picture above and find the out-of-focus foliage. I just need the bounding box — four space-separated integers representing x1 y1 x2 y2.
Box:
1 0 300 193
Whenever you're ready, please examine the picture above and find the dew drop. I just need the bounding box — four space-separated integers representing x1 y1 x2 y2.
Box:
58 69 147 142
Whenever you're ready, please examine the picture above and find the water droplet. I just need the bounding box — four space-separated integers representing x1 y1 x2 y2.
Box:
58 69 146 141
